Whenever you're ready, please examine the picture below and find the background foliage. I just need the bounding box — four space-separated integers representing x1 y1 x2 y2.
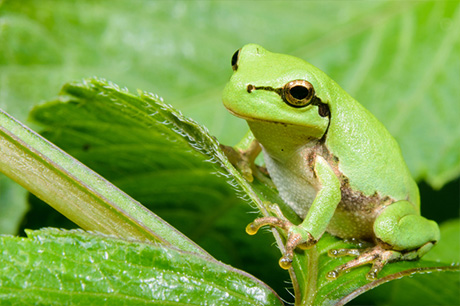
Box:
1 0 459 304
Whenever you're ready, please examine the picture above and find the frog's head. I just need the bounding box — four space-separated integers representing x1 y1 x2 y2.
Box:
223 44 331 139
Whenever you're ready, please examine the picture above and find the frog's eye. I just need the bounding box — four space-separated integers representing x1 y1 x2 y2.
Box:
231 49 241 71
282 80 315 108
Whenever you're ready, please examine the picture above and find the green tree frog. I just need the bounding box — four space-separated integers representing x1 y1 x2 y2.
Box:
223 44 440 280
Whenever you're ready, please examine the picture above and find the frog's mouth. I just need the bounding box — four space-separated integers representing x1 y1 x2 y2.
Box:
224 106 273 123
224 105 295 128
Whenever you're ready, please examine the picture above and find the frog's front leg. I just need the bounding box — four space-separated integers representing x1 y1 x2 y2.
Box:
327 200 440 280
220 130 267 183
247 155 341 269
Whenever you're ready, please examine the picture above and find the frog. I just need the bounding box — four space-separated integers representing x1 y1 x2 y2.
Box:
222 44 440 280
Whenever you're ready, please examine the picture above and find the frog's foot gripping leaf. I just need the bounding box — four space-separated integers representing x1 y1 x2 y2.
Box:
220 144 255 181
326 241 435 281
220 139 265 182
246 214 316 270
326 245 400 281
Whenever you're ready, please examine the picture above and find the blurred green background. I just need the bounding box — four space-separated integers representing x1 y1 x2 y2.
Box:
1 0 459 303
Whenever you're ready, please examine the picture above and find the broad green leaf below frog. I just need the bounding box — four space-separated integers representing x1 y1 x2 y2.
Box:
222 44 440 280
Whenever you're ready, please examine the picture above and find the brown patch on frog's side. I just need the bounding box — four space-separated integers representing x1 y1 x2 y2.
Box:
339 177 393 215
308 142 395 215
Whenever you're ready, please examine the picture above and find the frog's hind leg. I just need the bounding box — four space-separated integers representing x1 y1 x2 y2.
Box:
327 200 440 280
373 200 440 253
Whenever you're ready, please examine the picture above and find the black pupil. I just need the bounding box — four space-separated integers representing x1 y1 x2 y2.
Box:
231 50 239 68
290 86 309 100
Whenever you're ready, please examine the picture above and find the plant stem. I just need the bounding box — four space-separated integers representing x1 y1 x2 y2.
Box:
0 108 208 256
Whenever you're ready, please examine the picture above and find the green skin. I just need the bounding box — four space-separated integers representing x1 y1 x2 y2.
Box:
223 44 440 280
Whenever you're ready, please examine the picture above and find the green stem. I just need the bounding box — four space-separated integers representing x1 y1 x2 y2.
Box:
0 108 208 257
302 246 319 306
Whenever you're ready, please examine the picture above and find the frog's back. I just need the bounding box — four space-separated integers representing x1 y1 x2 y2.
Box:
324 90 420 210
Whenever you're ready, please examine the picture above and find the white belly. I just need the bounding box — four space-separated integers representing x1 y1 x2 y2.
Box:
262 148 318 218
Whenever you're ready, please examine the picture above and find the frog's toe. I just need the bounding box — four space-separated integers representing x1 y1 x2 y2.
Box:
246 216 317 270
246 216 296 269
245 216 292 235
279 254 294 270
278 227 316 270
326 245 401 281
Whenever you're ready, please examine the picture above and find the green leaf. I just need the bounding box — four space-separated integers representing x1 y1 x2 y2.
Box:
1 1 459 188
0 228 283 306
28 78 290 298
0 99 206 256
1 78 287 303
